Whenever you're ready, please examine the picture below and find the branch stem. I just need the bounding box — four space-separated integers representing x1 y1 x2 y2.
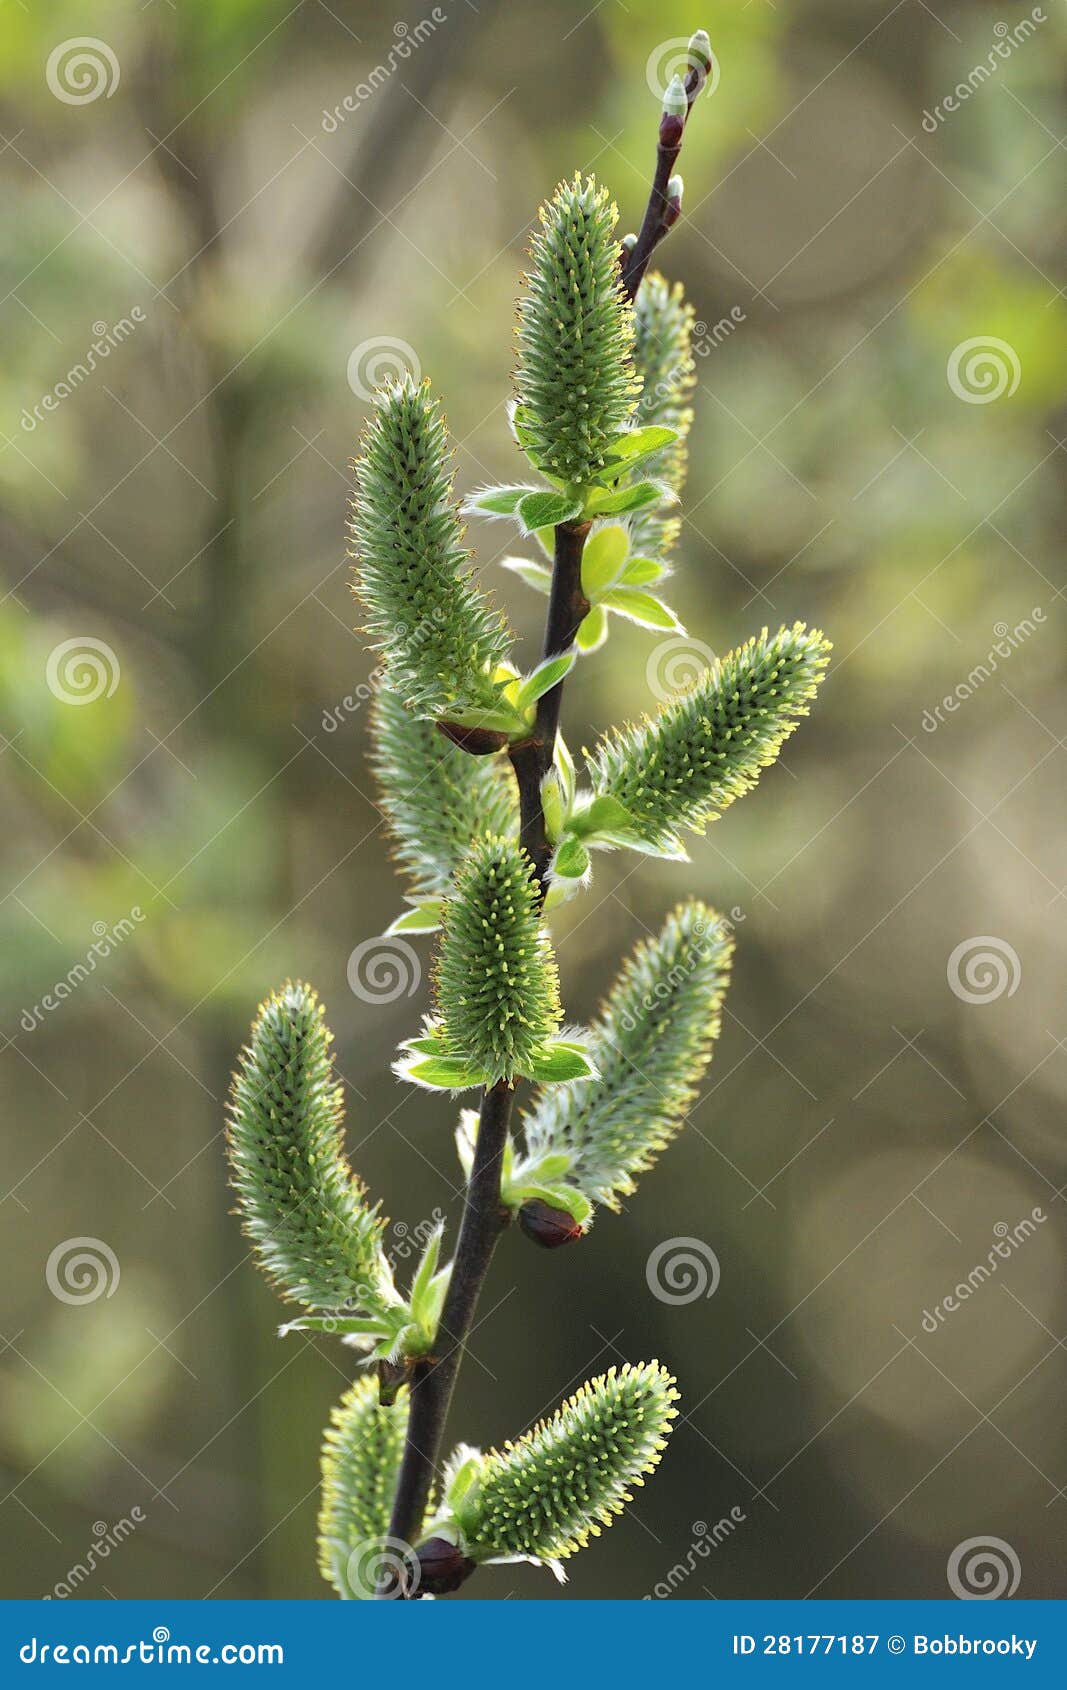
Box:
383 517 590 1590
382 1078 513 1582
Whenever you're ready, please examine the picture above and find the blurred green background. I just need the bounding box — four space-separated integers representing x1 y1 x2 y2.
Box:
2 0 1065 1601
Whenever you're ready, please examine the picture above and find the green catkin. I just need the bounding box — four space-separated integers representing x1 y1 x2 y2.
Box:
588 623 832 853
515 174 639 487
370 688 517 901
522 901 732 1210
318 1377 411 1598
435 835 562 1084
226 983 388 1311
456 1362 679 1562
349 378 510 718
629 272 696 557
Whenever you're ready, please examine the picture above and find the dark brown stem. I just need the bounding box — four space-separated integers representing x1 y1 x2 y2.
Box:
382 1079 513 1588
534 520 591 766
384 520 591 1591
621 62 706 301
622 140 682 301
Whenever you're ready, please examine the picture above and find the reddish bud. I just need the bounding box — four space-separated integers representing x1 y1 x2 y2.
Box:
414 1536 477 1596
518 1198 584 1249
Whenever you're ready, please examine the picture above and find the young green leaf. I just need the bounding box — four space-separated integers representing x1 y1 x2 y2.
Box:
552 837 590 880
226 983 391 1313
501 556 553 596
617 555 667 588
464 485 541 517
386 900 444 936
522 901 733 1211
584 479 673 517
515 174 638 487
513 650 576 712
370 689 517 904
452 1362 679 1568
350 378 511 718
575 605 609 652
517 490 583 532
525 1039 597 1084
586 623 832 854
580 524 630 598
600 587 684 631
433 835 563 1085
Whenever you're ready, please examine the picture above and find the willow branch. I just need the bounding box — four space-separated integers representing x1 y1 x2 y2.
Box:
621 49 709 301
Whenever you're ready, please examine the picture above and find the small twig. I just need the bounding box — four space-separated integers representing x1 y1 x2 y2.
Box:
621 39 710 301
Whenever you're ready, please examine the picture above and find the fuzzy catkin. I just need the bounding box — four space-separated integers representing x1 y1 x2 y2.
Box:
350 378 510 718
318 1377 411 1598
630 272 696 556
226 983 387 1310
515 175 638 487
457 1362 679 1562
523 901 732 1210
370 689 517 900
588 623 832 853
435 835 562 1083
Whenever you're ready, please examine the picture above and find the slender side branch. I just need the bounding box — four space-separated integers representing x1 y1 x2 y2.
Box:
621 45 709 301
